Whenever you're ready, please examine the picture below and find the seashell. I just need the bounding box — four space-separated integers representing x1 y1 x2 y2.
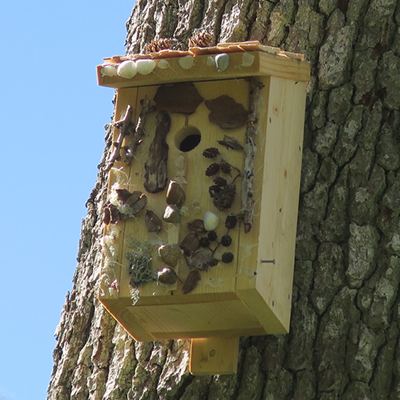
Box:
157 267 179 285
206 56 216 67
182 269 201 294
101 65 117 77
157 59 170 69
130 194 148 214
178 55 195 69
158 244 182 266
204 211 219 231
166 180 186 208
117 60 137 79
180 233 200 255
145 210 163 232
189 249 212 270
215 53 229 72
136 59 156 75
163 205 181 223
241 52 255 67
187 219 206 233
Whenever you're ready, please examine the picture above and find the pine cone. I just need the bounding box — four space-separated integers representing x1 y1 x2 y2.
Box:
189 31 214 48
212 184 236 211
213 176 227 187
220 162 232 174
145 38 173 53
205 163 220 176
202 147 220 158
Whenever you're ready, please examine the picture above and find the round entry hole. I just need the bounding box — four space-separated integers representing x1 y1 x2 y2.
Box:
175 126 201 152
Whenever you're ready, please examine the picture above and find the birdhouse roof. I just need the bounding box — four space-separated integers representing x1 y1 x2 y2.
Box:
97 41 310 88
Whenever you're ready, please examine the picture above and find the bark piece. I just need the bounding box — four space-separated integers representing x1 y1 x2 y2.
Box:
144 111 170 193
206 95 248 129
154 83 204 114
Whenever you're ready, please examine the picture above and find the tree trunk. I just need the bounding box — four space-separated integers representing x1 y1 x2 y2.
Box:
47 0 400 399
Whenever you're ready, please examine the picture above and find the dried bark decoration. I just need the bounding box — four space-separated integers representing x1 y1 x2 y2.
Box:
243 78 264 233
144 111 171 193
182 269 201 294
217 134 244 150
104 105 135 171
205 95 248 129
124 96 153 165
154 83 204 115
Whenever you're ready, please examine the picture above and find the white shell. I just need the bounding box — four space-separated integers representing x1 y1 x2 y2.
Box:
241 52 255 67
117 60 137 79
204 211 219 231
136 59 156 75
215 53 229 72
157 59 170 69
206 56 216 67
178 56 195 69
101 64 117 77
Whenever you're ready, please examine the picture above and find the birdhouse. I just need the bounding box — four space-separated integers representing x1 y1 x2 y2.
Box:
97 41 310 375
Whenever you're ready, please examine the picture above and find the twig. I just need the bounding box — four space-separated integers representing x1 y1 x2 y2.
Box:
243 78 264 233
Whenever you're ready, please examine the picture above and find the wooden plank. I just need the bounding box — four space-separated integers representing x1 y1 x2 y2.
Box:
236 76 306 333
97 51 310 89
190 337 239 375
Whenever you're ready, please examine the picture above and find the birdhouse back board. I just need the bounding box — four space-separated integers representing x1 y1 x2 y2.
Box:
98 45 309 341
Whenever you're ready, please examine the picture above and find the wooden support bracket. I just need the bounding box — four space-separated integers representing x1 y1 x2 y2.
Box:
189 336 239 375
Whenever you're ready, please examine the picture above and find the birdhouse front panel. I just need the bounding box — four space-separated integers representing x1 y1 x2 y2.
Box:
97 43 309 342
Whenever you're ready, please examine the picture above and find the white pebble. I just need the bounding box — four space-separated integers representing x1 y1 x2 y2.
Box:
204 211 219 231
241 53 255 67
136 59 156 75
101 64 117 77
179 56 195 69
117 60 137 79
157 59 170 69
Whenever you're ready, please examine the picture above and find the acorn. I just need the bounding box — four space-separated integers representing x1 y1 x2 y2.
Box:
166 180 186 208
163 205 181 223
158 244 182 267
157 267 179 285
182 269 201 294
145 210 163 233
180 233 200 255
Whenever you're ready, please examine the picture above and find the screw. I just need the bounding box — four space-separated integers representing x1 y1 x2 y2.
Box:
261 259 276 264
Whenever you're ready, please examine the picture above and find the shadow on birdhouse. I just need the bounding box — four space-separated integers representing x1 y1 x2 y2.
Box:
97 40 310 375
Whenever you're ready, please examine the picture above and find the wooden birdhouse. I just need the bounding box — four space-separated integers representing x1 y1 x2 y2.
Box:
97 41 310 375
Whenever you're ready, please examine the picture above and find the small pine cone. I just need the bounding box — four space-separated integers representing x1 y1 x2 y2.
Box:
222 252 234 263
220 162 232 174
221 235 232 247
203 147 220 158
145 38 173 53
209 258 219 267
199 237 211 248
213 176 227 187
206 163 220 176
209 185 221 198
207 230 218 242
189 31 214 48
225 214 237 230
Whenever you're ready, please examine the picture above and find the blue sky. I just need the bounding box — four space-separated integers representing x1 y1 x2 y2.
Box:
0 2 133 399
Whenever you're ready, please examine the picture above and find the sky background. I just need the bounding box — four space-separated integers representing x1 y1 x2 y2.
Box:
0 2 134 399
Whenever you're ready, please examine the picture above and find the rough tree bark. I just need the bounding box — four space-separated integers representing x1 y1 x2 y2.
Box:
47 0 400 399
